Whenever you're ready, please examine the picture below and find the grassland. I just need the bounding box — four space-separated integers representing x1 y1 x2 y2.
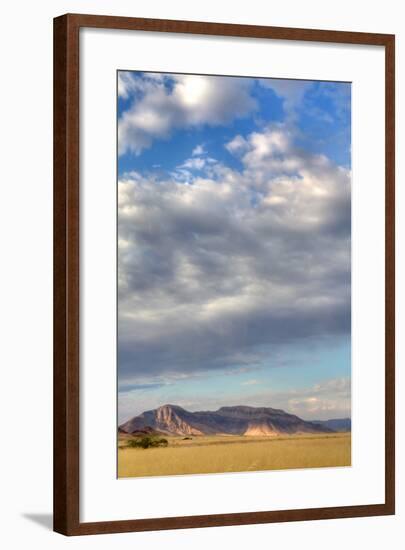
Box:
118 432 351 478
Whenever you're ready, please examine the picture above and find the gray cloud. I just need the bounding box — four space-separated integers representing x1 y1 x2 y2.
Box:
118 124 351 384
259 78 313 119
118 382 167 392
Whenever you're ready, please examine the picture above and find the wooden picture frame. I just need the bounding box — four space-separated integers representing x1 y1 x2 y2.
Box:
54 13 395 535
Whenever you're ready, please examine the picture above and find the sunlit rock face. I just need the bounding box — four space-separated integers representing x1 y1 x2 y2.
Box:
119 404 334 436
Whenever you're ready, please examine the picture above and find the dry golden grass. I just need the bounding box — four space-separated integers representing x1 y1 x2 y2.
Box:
117 433 351 478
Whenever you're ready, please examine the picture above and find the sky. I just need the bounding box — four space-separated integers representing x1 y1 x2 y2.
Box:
117 71 351 424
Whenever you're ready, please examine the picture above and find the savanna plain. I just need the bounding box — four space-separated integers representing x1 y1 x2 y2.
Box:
118 432 351 478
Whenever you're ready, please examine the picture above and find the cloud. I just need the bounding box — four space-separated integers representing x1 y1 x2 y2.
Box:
241 379 260 386
177 155 217 173
118 375 350 423
117 72 136 99
259 78 313 118
118 382 167 392
315 82 351 122
283 377 351 418
118 71 163 99
118 123 351 384
118 72 257 155
180 157 206 171
192 144 205 156
225 134 248 155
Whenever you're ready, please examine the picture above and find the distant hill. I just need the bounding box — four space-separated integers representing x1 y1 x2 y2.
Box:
119 404 335 436
311 418 351 432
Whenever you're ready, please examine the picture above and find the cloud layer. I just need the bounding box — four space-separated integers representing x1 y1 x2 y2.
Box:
118 73 256 155
118 123 351 385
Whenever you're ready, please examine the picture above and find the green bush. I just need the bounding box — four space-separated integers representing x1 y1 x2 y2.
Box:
127 436 168 449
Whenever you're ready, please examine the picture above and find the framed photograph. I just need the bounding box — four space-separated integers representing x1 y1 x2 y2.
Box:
53 13 395 535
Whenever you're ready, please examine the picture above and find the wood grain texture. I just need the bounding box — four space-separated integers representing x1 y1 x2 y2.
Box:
384 35 395 516
53 14 80 535
53 13 395 536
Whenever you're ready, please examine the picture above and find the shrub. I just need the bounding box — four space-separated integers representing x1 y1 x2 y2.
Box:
127 436 168 449
154 438 168 448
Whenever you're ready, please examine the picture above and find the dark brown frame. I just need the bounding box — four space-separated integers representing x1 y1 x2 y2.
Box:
54 13 395 536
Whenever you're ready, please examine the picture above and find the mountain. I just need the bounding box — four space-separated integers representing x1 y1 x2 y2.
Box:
119 404 334 436
311 418 351 432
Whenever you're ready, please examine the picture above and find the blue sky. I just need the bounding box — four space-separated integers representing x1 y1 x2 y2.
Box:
117 71 351 423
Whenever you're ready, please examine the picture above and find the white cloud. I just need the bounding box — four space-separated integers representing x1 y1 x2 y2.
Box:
225 134 248 155
118 123 351 383
118 72 135 99
181 157 206 170
192 144 205 156
285 377 351 419
118 71 163 99
118 73 257 155
176 155 217 174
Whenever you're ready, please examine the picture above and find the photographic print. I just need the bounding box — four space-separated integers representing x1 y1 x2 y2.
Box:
117 71 352 478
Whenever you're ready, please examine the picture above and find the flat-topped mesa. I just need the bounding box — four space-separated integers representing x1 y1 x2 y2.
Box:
216 405 287 418
119 404 336 437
